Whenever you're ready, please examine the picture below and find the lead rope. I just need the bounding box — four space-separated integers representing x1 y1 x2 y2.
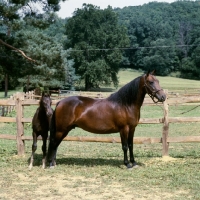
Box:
180 105 200 114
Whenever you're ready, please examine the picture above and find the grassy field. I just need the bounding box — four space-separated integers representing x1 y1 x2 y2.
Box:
0 69 200 200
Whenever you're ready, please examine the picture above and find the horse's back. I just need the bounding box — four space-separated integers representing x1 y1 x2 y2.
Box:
56 96 99 119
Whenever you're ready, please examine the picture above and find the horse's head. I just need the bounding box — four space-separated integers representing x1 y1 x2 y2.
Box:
41 92 53 117
144 70 166 103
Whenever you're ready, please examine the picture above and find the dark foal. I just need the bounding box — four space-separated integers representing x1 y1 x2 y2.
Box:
29 92 53 169
47 70 166 169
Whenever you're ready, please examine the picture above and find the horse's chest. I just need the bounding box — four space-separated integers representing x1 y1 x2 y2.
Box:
32 115 49 132
123 109 140 125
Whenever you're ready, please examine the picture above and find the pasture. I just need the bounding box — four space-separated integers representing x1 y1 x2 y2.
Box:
0 70 200 200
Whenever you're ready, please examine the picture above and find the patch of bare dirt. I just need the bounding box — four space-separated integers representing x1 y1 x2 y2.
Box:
0 170 190 200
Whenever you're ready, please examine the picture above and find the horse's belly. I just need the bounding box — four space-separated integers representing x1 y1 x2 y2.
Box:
76 117 119 134
79 125 118 134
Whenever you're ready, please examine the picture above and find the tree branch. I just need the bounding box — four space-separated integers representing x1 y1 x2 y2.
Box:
0 39 38 64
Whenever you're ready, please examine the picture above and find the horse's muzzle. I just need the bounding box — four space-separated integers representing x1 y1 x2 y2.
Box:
156 92 166 102
47 111 53 117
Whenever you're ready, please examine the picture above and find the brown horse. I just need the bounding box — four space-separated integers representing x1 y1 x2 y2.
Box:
29 92 53 170
47 71 166 168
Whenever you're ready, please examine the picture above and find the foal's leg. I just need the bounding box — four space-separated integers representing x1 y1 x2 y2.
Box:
29 132 37 170
128 128 137 167
120 126 132 168
41 132 48 169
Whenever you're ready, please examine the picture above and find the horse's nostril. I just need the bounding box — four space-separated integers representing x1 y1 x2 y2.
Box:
47 112 52 117
161 96 165 101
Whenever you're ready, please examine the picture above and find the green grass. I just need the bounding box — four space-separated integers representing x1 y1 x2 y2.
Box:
0 69 200 199
119 69 200 91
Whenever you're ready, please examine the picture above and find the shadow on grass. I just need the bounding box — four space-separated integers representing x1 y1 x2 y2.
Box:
56 157 122 167
55 157 145 168
27 154 144 168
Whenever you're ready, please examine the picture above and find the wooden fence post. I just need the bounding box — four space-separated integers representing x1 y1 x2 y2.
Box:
162 90 169 156
15 92 25 155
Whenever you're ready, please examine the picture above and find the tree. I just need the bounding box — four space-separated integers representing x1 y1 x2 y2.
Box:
16 28 74 90
65 4 129 90
142 39 179 75
115 1 200 79
0 0 74 96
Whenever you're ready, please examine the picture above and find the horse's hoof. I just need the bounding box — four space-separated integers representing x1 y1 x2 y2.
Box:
49 162 55 169
29 165 32 170
126 163 133 169
126 162 139 169
132 162 139 168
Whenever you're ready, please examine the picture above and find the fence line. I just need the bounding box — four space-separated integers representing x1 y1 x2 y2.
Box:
0 90 200 157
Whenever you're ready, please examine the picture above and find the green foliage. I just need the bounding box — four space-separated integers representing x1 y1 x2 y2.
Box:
0 1 77 92
65 4 130 90
142 39 179 75
115 1 200 79
1 0 200 94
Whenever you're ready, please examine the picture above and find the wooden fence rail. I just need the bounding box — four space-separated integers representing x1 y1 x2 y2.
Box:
0 91 200 157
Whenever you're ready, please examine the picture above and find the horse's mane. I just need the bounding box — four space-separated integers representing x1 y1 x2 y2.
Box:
107 76 142 106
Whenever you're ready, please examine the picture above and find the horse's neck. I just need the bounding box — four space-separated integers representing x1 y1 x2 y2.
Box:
135 88 146 108
38 106 47 117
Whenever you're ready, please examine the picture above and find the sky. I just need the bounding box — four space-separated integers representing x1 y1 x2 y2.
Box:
57 0 176 18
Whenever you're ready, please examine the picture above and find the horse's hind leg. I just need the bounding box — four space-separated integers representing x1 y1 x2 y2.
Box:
42 133 48 169
48 139 58 168
48 131 69 168
29 132 37 170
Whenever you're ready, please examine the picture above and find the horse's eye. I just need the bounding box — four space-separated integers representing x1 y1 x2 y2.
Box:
149 81 153 84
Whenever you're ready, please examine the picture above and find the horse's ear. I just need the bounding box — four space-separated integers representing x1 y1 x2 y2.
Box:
42 91 45 96
146 70 150 77
151 69 156 75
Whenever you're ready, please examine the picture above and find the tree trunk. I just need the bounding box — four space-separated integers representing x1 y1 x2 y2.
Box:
85 75 90 91
25 75 30 92
4 74 8 98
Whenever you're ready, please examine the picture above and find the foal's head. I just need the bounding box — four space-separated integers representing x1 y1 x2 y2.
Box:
143 70 166 103
40 92 53 117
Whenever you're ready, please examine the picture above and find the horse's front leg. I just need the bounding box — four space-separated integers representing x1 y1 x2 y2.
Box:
29 132 37 170
120 127 132 169
128 128 137 167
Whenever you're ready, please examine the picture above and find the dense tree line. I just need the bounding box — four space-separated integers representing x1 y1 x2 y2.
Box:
1 1 200 94
115 1 200 78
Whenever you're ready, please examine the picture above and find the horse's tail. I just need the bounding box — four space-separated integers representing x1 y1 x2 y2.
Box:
47 102 59 162
50 110 56 137
49 101 60 138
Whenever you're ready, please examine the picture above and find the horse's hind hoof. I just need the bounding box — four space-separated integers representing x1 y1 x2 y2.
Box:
49 162 55 169
29 164 33 170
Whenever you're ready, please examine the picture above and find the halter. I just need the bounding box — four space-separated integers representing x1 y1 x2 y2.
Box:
144 80 163 103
